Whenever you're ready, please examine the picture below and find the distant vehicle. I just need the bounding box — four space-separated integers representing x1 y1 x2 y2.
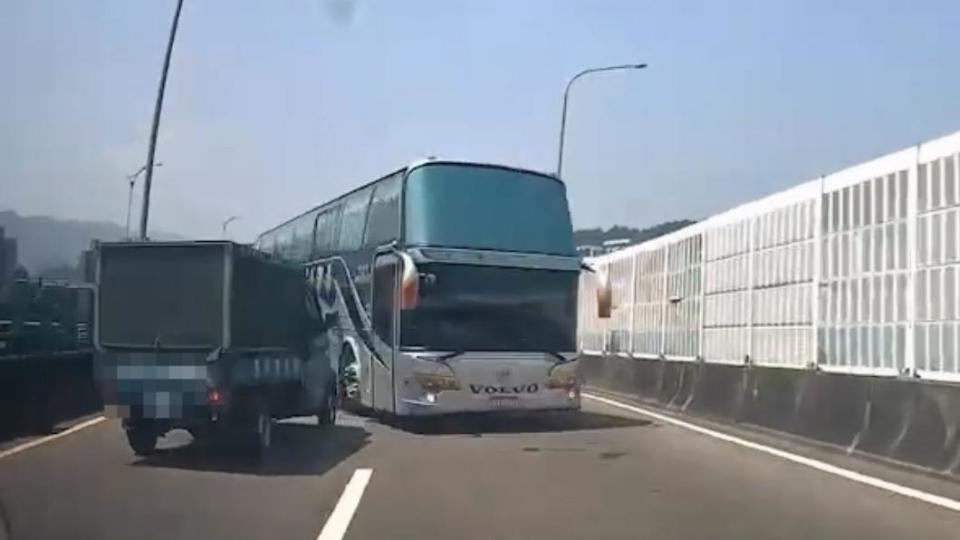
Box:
576 244 604 258
601 238 632 253
0 279 93 357
256 159 582 418
95 241 337 456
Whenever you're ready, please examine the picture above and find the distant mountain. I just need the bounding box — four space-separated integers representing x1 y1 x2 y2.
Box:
574 220 697 248
0 210 182 275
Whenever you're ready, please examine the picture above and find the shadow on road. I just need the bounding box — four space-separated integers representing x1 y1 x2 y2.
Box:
131 421 369 476
0 496 11 540
393 410 654 436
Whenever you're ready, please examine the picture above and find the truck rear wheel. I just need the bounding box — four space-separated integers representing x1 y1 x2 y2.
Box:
125 425 158 456
247 407 272 456
317 387 337 427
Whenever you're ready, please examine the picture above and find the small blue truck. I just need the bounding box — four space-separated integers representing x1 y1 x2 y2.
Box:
95 241 337 456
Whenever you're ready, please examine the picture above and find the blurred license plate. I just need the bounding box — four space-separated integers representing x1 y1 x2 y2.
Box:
145 391 175 418
489 396 518 408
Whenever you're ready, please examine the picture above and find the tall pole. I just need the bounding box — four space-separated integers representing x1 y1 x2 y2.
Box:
556 63 647 178
222 216 240 239
125 163 161 240
126 175 136 239
139 0 185 240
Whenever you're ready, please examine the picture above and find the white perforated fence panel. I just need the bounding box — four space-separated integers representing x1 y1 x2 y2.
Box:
752 200 817 367
664 235 702 359
916 147 960 379
631 249 665 356
577 272 603 353
703 221 751 363
606 258 633 354
578 130 960 382
820 166 910 374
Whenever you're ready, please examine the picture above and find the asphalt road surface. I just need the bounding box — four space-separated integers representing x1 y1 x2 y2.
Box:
2 395 960 540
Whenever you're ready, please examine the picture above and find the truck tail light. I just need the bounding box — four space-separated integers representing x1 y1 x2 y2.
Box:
207 387 223 405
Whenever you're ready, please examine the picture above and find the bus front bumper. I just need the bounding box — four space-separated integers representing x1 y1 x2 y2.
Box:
398 387 581 416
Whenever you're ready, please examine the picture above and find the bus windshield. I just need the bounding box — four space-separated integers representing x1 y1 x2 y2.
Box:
404 164 575 256
400 263 578 352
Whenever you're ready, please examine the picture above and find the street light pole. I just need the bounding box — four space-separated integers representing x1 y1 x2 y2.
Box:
125 163 163 239
556 63 647 178
125 169 142 240
139 0 185 240
222 216 240 239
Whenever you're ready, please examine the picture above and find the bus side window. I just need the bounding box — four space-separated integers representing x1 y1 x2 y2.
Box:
337 188 373 252
291 211 315 262
276 226 294 259
314 204 342 255
255 234 271 254
364 172 402 249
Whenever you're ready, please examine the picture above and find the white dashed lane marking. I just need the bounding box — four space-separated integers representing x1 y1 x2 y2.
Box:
316 468 373 540
0 416 106 461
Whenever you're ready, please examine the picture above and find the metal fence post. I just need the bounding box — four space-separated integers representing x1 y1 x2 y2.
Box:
746 218 756 364
629 254 638 356
812 175 825 369
698 236 707 360
659 247 670 358
905 144 921 377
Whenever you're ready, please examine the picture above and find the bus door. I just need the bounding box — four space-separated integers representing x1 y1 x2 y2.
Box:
370 249 398 413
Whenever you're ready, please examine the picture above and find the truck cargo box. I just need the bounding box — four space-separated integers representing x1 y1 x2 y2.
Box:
97 241 308 351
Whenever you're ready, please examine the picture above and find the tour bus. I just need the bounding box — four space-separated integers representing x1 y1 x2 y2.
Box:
256 159 582 417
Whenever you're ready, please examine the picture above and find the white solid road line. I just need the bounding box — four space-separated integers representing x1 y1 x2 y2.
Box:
584 393 960 513
0 416 107 461
316 468 374 540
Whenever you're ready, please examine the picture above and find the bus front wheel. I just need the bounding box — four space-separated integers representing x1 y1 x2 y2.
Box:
338 347 360 409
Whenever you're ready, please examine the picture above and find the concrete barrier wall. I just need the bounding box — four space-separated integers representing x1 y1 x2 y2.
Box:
582 354 960 476
0 353 101 440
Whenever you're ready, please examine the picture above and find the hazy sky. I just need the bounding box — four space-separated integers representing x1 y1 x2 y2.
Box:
3 0 959 242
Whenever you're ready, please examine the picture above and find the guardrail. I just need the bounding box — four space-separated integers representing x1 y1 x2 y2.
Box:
581 355 960 476
0 352 100 439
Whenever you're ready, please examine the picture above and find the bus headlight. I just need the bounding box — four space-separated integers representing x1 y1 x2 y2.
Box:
413 371 461 393
546 362 579 391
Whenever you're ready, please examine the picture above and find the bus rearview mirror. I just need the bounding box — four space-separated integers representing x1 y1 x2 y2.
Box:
399 252 419 310
596 271 612 319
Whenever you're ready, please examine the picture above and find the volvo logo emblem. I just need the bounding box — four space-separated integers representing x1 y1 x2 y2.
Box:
495 368 511 383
